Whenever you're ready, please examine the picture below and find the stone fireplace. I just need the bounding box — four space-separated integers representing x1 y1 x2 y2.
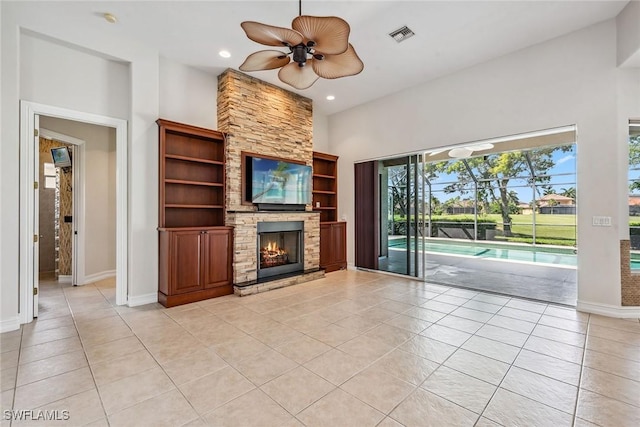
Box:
217 69 323 295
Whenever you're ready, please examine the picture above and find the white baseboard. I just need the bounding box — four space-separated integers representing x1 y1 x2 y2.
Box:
128 292 158 307
576 300 640 318
83 270 116 285
347 263 357 271
58 275 72 284
0 316 21 333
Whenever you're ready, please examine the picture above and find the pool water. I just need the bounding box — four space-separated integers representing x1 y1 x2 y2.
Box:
389 238 577 267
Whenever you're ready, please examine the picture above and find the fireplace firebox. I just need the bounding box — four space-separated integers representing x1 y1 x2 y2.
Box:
257 221 304 279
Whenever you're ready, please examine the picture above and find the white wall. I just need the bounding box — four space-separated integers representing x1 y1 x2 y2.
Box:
39 117 117 278
159 56 218 129
616 0 640 66
20 33 130 118
312 111 330 153
329 20 640 310
2 2 159 328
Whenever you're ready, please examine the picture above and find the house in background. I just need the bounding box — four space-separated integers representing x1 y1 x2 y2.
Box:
517 203 535 215
538 194 576 215
629 194 640 216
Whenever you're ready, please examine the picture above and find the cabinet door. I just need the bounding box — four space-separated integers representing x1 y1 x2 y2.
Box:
170 231 202 294
202 229 232 288
332 222 347 265
320 223 333 267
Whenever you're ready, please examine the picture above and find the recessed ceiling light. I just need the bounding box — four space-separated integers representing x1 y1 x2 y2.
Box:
219 50 231 58
326 95 335 101
103 13 117 24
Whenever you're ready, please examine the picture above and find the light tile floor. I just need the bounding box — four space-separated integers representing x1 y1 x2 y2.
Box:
1 270 640 426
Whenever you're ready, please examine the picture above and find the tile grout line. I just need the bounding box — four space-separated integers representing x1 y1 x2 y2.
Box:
571 312 592 427
65 283 113 426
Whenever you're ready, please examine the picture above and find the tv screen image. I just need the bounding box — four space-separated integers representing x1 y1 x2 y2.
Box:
51 146 72 168
251 157 312 205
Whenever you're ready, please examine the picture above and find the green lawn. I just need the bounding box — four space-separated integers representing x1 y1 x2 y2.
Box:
487 214 576 246
390 213 577 246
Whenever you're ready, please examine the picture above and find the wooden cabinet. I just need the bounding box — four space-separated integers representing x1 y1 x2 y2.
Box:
158 227 233 307
157 119 233 307
320 222 347 272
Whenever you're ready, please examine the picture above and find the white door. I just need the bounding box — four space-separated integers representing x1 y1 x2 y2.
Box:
33 114 40 317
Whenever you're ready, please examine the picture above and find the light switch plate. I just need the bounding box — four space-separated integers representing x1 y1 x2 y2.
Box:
592 216 612 226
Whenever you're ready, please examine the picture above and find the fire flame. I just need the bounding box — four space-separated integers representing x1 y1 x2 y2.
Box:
261 240 288 267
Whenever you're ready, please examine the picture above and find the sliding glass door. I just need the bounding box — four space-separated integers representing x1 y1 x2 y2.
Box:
378 154 426 278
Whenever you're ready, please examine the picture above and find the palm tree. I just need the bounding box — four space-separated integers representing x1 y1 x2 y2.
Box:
560 187 576 200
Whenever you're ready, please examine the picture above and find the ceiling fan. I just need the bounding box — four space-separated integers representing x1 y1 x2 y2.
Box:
239 0 364 90
428 143 495 159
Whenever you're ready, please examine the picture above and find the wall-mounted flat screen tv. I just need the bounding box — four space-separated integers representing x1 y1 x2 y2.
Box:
250 157 312 205
51 146 71 168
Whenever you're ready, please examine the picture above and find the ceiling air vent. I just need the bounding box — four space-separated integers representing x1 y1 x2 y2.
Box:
389 26 415 43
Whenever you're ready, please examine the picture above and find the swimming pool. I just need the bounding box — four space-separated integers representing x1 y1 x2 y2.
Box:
388 238 577 267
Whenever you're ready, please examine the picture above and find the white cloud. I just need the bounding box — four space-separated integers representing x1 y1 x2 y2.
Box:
556 155 575 165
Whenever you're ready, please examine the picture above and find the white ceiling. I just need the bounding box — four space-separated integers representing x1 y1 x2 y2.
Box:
14 1 629 115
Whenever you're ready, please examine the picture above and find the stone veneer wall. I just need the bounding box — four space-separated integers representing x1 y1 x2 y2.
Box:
217 69 313 211
217 69 318 285
620 240 640 305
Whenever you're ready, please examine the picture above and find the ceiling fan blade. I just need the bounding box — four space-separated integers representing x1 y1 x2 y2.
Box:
292 16 350 55
239 50 291 72
241 21 304 47
428 148 449 156
312 44 364 79
278 61 319 90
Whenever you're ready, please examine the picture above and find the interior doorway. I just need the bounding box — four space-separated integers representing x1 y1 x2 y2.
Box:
20 101 128 325
37 133 79 288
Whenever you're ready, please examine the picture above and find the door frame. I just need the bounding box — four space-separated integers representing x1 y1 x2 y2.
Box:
20 101 128 324
39 127 86 286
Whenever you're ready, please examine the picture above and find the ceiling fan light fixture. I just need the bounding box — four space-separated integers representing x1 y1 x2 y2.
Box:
448 147 474 158
470 142 494 151
239 0 363 89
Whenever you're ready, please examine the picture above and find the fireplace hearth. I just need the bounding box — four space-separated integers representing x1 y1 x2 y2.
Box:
257 221 304 279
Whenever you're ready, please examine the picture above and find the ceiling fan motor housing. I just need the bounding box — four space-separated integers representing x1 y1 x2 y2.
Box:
292 44 308 66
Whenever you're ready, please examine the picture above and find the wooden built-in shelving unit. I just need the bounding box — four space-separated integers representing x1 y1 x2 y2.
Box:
157 119 233 307
313 151 347 272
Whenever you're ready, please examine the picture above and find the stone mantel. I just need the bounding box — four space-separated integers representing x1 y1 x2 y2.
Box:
227 211 320 285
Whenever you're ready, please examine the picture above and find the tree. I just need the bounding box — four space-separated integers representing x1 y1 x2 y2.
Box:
541 186 555 196
560 187 576 200
434 146 571 236
630 135 640 192
388 166 408 218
